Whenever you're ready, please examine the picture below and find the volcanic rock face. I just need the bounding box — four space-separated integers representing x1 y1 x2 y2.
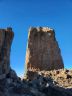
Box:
25 27 64 71
0 27 14 78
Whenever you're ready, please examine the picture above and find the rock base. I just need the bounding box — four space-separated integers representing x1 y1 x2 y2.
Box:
0 69 72 96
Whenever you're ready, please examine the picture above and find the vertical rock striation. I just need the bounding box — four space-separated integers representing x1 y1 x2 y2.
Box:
0 27 14 79
25 27 64 71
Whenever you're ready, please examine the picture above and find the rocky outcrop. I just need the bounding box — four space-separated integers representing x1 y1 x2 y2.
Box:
0 69 72 96
25 27 64 71
0 27 72 96
0 27 14 79
27 69 72 88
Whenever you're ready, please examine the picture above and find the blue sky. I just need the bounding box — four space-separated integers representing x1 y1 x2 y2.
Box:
0 0 72 76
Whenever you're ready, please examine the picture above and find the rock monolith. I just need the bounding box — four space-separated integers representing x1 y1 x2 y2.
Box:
0 27 14 79
25 27 64 71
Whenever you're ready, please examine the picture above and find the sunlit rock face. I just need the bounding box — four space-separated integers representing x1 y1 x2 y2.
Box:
0 27 14 78
25 27 64 71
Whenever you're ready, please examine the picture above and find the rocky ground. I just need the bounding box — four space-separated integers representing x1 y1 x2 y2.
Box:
27 69 72 88
0 69 72 96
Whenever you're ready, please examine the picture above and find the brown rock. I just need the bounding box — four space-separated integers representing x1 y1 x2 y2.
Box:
25 27 64 72
0 27 14 78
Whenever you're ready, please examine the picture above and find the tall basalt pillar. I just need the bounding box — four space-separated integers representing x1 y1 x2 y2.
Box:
25 27 64 72
0 27 14 78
